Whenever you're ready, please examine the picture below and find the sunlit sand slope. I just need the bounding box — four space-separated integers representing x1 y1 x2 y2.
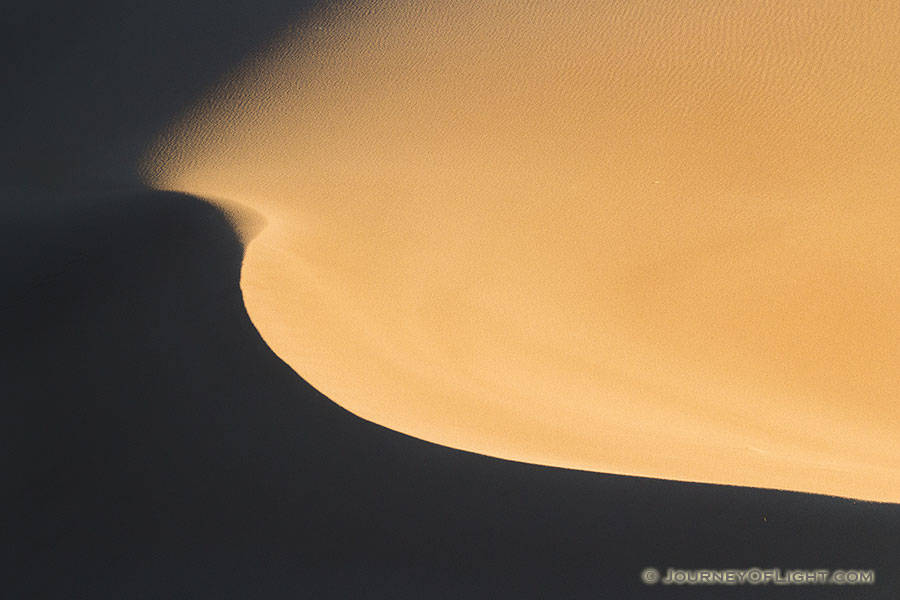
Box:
145 0 900 502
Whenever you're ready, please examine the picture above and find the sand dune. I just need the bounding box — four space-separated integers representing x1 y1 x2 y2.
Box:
145 0 900 501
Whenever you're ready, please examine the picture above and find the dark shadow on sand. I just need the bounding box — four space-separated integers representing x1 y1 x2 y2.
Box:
1 0 320 186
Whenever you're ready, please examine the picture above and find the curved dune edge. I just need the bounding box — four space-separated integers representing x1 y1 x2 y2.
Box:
144 0 900 502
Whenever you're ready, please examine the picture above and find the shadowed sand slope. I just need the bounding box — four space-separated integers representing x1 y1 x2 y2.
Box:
146 1 900 501
1 0 319 185
5 191 900 598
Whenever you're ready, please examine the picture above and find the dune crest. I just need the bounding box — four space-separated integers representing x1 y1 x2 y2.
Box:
145 0 900 502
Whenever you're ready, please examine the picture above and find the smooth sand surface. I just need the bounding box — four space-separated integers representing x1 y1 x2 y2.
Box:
146 1 900 501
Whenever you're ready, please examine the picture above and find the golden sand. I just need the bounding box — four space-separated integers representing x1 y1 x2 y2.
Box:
145 0 900 501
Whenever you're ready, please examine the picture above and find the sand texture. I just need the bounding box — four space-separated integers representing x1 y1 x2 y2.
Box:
146 0 900 501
